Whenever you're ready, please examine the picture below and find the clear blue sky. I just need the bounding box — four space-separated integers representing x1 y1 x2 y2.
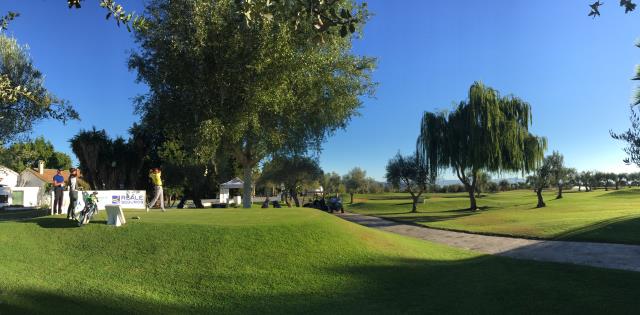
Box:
3 1 640 181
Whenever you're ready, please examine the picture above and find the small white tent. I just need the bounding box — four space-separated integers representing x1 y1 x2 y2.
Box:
219 177 244 204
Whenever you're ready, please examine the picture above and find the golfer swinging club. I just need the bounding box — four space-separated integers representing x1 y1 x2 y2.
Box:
147 167 165 212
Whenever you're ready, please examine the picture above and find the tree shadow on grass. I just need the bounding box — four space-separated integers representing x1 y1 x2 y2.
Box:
0 209 49 222
553 215 640 245
391 213 475 223
440 206 492 213
595 189 640 198
4 255 640 314
328 256 640 314
0 287 204 315
32 217 80 229
13 217 110 229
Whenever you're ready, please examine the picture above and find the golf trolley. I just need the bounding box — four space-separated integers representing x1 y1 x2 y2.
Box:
77 191 99 227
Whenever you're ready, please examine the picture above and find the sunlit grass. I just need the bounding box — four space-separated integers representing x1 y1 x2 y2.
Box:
348 189 640 244
1 207 640 313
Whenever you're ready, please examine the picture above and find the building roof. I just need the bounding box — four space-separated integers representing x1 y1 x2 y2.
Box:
22 168 83 184
220 177 244 189
0 165 19 176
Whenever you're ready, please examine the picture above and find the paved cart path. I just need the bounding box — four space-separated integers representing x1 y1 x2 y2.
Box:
336 212 640 272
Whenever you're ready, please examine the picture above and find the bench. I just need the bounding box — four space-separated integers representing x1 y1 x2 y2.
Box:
105 205 127 227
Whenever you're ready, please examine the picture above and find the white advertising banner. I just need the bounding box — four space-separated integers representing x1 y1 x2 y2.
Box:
50 190 147 214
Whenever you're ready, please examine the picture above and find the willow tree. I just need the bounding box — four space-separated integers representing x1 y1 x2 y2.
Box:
417 82 547 210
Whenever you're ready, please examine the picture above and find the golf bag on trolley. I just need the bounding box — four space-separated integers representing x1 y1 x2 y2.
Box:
77 191 99 226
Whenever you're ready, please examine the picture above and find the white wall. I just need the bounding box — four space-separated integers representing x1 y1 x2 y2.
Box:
10 187 40 207
18 171 48 206
0 167 18 187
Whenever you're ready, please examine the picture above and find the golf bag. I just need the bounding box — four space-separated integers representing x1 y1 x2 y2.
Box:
77 191 99 226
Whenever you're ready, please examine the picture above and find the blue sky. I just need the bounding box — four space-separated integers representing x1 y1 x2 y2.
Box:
3 1 640 181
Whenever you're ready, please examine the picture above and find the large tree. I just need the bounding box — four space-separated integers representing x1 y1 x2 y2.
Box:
129 0 375 208
417 82 547 210
385 152 435 213
0 35 77 143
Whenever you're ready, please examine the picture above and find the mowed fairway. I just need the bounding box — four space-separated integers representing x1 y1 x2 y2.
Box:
348 189 640 244
2 208 640 314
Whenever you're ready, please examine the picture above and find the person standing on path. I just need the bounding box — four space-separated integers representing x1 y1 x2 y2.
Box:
52 169 65 215
66 168 78 220
147 167 165 212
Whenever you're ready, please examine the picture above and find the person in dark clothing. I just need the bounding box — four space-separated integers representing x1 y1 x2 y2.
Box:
66 168 78 219
52 169 65 215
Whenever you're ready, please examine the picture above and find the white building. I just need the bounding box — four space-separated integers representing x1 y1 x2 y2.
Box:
0 165 39 208
17 161 72 207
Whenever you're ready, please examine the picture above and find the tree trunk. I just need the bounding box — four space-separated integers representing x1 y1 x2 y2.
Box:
410 192 419 213
616 182 619 190
350 192 354 204
464 183 478 211
242 165 253 208
536 188 546 208
291 188 300 207
556 184 563 199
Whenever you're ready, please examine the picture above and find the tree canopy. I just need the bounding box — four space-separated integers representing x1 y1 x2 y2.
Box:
0 35 78 143
386 152 434 212
417 82 547 210
70 127 148 190
322 172 344 195
259 155 323 207
130 0 375 207
343 167 368 204
527 155 552 208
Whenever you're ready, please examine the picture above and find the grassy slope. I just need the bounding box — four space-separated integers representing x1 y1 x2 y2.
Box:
347 189 640 244
1 208 640 314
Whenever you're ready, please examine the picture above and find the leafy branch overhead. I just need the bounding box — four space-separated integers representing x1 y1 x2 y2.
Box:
589 0 637 17
238 0 368 39
67 0 147 32
0 12 19 32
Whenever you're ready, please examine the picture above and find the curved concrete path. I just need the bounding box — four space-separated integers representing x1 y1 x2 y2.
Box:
336 212 640 272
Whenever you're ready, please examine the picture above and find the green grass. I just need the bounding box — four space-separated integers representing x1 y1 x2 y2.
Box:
347 189 640 244
1 208 640 314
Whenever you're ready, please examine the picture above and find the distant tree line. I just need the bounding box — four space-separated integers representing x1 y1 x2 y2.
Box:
0 136 72 172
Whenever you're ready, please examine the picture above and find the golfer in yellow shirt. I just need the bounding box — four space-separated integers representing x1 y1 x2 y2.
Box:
147 167 165 211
